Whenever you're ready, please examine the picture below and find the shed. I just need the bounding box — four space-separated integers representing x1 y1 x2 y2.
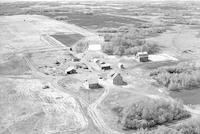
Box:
72 58 80 62
100 63 111 70
83 79 102 89
136 52 149 62
65 66 77 75
109 72 127 86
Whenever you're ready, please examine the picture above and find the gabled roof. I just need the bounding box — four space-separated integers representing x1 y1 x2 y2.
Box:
109 71 121 78
65 66 76 72
100 63 111 67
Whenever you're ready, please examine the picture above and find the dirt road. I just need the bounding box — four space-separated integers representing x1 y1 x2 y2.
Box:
88 80 122 134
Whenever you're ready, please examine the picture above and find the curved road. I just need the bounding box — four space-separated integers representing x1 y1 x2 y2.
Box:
87 83 122 134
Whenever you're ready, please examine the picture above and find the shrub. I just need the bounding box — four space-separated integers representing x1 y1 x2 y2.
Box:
150 62 200 90
136 126 180 134
102 43 114 55
115 98 190 130
136 119 200 134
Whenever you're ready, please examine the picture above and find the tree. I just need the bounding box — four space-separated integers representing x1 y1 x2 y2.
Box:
115 98 190 130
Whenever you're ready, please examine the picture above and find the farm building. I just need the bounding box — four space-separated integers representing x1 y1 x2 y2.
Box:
136 52 149 62
72 58 80 62
83 79 102 89
94 59 111 70
109 72 127 86
100 63 111 70
65 66 77 75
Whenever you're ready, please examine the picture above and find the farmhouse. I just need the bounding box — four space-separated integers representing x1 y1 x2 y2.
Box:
109 72 127 86
83 79 102 89
136 52 149 62
65 66 77 75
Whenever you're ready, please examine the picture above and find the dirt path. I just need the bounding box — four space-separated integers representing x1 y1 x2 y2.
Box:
88 80 123 134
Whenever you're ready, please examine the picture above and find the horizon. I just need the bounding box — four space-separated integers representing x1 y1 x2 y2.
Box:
0 0 199 3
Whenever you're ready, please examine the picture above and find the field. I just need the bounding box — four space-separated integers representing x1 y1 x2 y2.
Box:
59 12 148 29
170 89 200 105
0 78 87 134
0 54 30 75
147 25 200 60
51 33 84 47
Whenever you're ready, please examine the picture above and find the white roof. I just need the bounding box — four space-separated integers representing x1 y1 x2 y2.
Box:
88 44 101 51
101 63 110 67
137 52 148 55
65 66 76 72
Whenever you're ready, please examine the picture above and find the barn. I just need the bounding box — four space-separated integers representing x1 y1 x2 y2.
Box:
109 72 127 86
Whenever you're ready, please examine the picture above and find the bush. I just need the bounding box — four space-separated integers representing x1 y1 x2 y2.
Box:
150 62 200 90
97 27 118 33
136 119 200 134
115 98 190 130
136 126 179 134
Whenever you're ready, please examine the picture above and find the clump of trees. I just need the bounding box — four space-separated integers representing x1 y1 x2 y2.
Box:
150 62 200 91
102 35 160 56
72 40 89 53
54 16 68 20
99 26 166 56
136 119 200 134
113 98 190 130
97 27 118 33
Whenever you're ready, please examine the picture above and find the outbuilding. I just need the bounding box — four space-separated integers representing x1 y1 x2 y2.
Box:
109 72 127 86
65 66 77 75
100 63 111 70
72 58 80 62
136 52 149 62
83 79 102 89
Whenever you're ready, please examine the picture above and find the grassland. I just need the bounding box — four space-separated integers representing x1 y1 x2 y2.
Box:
0 78 87 134
0 55 30 75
